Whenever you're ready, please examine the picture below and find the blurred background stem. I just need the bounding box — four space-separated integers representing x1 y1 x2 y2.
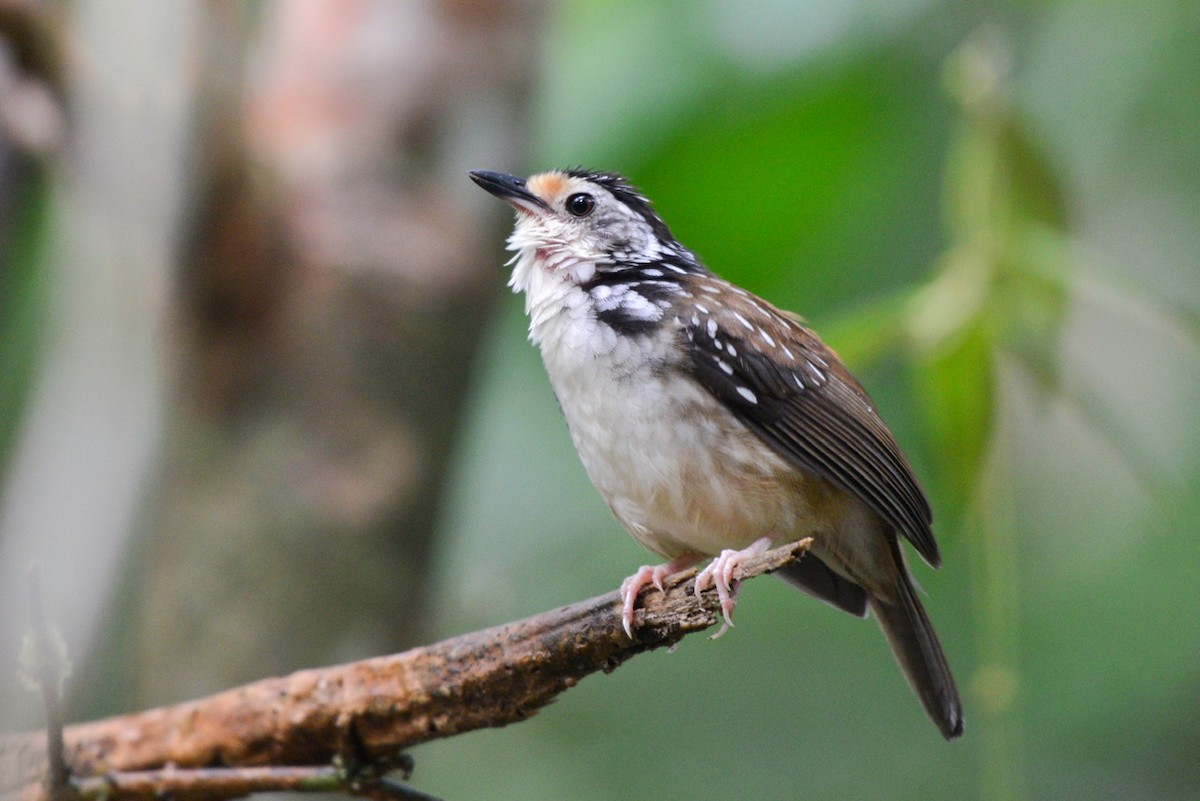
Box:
971 424 1025 801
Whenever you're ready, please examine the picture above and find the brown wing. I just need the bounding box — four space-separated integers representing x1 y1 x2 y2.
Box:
679 285 940 567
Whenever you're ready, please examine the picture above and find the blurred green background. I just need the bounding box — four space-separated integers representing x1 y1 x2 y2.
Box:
2 1 1198 800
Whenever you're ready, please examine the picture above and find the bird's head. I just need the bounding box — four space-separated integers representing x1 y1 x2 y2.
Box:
469 168 692 288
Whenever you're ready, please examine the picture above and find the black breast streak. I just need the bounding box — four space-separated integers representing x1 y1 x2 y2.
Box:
586 271 682 338
595 309 658 337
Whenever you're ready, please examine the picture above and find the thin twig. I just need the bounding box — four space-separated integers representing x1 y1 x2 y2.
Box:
23 565 71 801
70 762 443 801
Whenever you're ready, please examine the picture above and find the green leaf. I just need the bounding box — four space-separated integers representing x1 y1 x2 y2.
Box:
994 225 1073 392
912 321 994 517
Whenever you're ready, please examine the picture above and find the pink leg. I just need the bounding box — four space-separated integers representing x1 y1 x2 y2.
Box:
619 554 701 638
694 536 773 638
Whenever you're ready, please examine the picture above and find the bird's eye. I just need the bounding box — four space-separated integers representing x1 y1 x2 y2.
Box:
565 193 595 217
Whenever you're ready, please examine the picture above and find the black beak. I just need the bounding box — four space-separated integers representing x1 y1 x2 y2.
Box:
469 170 552 215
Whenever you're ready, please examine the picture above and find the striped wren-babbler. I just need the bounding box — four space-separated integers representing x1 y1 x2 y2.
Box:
470 168 964 739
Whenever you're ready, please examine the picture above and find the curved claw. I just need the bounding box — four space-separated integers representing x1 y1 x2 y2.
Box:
693 537 773 638
618 554 702 638
619 564 672 638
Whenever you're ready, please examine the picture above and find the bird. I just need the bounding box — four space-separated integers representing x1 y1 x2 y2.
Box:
469 167 964 739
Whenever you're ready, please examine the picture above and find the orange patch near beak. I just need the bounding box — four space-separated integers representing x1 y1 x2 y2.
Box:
527 172 568 206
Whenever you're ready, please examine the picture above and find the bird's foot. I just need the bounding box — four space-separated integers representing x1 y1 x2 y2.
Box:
694 536 773 638
619 555 701 638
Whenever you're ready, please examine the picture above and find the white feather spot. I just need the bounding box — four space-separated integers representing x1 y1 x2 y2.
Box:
706 319 718 338
733 312 754 331
694 303 710 314
759 328 776 347
781 346 795 360
726 343 737 357
569 261 596 284
718 358 734 375
736 386 758 404
714 339 724 351
643 268 663 277
691 315 700 327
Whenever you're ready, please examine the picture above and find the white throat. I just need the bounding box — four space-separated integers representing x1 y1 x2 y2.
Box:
506 220 600 347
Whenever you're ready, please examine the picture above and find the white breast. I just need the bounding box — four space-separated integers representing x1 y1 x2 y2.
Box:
513 251 807 559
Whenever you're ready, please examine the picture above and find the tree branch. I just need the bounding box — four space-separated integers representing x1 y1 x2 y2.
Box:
1 540 811 801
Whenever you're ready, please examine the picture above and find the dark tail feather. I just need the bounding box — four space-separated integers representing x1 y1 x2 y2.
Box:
869 573 964 739
777 553 868 618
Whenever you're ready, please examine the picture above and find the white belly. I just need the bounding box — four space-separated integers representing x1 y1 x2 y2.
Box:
544 336 809 559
